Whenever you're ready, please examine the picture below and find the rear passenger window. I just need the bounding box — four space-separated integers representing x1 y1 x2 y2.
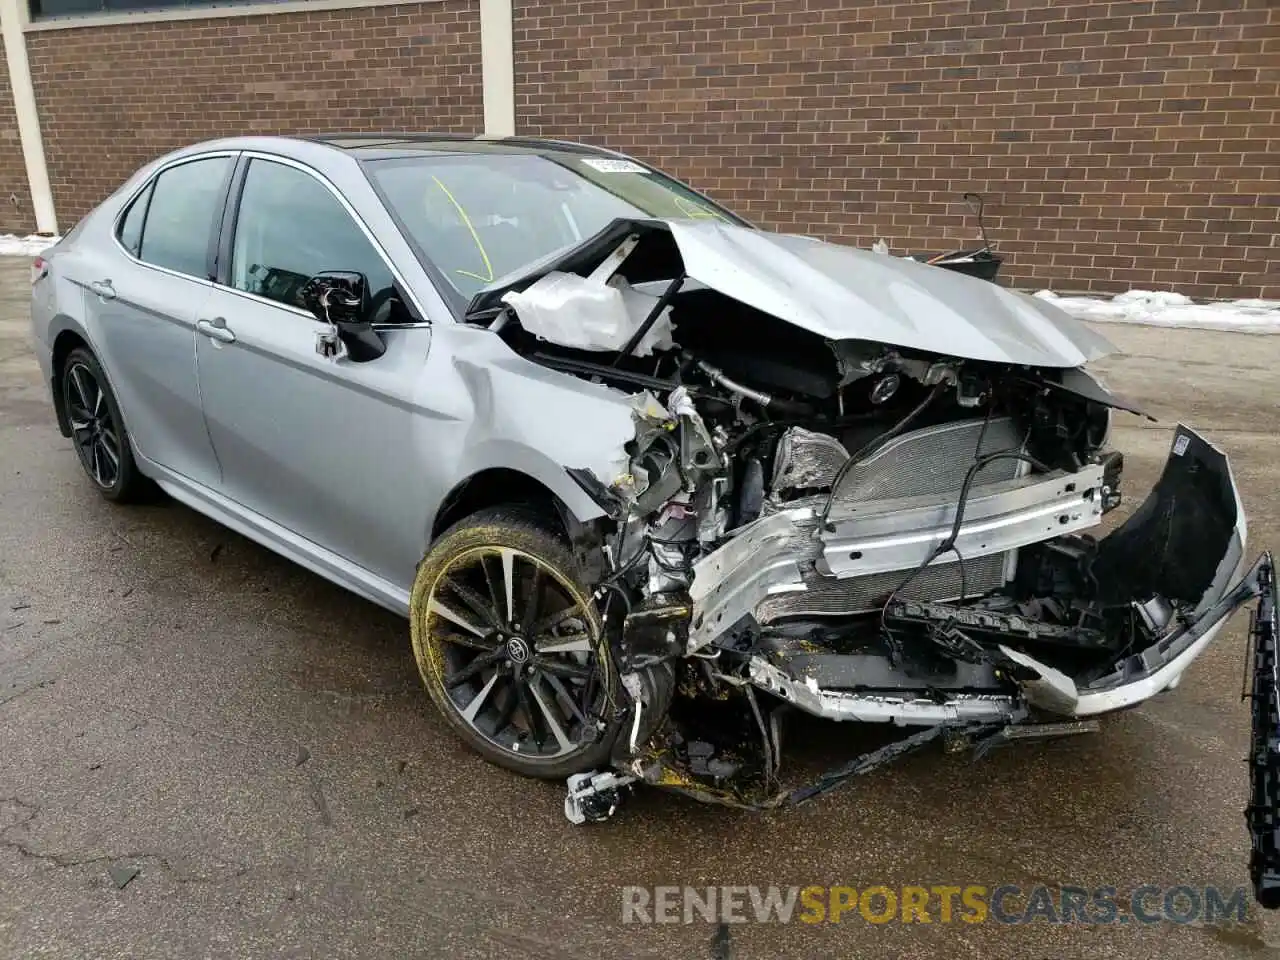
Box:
136 156 231 278
116 181 151 257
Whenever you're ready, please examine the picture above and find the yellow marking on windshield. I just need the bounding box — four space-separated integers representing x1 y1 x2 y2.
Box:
431 175 495 283
674 195 729 221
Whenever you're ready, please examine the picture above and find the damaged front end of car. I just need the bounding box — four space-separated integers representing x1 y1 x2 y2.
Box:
468 217 1276 835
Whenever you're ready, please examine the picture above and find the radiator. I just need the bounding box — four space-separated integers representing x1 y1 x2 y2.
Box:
757 416 1026 622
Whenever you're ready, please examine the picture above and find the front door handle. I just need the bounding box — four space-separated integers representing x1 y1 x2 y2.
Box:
89 279 116 300
197 317 236 344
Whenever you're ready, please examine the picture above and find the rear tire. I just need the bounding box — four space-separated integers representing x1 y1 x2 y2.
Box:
61 347 147 503
409 507 622 780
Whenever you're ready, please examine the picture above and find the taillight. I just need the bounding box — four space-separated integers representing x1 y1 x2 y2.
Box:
31 256 46 285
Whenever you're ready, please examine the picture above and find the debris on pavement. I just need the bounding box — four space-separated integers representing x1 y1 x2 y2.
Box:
108 864 140 890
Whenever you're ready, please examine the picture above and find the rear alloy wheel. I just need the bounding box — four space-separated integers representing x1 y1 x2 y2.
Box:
61 347 145 502
410 508 621 779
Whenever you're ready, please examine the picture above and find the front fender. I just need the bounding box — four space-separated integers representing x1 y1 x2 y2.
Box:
442 438 616 530
417 323 639 543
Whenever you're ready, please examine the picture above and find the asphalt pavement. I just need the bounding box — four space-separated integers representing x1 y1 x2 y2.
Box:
1 254 1278 959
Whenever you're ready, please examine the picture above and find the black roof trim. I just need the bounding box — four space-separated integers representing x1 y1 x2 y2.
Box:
299 133 621 156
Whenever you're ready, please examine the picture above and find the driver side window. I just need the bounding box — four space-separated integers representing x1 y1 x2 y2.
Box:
230 159 401 319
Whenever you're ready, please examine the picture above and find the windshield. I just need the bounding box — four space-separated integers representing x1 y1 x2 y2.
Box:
364 151 744 302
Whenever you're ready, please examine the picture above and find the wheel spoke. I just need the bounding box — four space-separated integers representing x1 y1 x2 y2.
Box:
530 602 585 640
528 677 574 754
480 554 503 621
441 576 502 630
531 656 593 682
436 629 497 653
97 437 119 469
429 598 488 638
542 672 588 725
536 634 593 655
513 675 539 746
92 381 104 415
68 366 91 412
519 564 542 633
90 442 105 486
499 548 516 625
446 650 504 689
490 681 518 735
69 417 92 437
95 440 116 486
460 671 500 723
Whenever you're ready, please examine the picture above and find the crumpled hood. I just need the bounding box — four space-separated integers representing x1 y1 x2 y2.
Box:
471 218 1117 369
666 220 1116 368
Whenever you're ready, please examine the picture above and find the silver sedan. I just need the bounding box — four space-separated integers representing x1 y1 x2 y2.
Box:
29 135 1275 833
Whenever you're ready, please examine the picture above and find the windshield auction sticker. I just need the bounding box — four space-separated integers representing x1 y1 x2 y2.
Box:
580 158 649 174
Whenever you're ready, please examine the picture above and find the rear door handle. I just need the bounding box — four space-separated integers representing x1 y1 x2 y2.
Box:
89 279 116 300
197 317 236 344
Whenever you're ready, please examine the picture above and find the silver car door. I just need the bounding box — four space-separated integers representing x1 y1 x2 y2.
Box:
194 155 432 590
78 153 235 488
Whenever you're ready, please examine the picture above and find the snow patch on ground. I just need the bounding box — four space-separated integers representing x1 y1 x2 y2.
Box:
1035 289 1280 333
0 234 60 256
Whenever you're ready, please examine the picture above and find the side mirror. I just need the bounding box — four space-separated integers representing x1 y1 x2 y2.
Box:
300 271 386 362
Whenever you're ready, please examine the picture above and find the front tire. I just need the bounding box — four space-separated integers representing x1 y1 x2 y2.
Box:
61 347 146 503
409 507 622 779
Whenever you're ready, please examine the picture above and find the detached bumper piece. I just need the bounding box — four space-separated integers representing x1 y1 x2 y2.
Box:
1248 554 1280 908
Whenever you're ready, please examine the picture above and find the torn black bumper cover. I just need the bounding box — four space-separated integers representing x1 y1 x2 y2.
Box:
592 430 1278 838
615 553 1275 818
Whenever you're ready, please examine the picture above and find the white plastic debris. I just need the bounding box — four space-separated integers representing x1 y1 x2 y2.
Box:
629 390 669 422
1034 289 1280 333
871 239 891 255
502 271 674 355
501 232 676 356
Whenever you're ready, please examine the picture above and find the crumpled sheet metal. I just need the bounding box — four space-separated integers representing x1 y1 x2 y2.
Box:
769 426 849 494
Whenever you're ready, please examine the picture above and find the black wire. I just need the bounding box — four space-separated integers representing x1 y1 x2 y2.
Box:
600 580 632 616
602 541 650 586
954 404 995 606
878 449 1052 641
820 383 945 530
599 503 647 587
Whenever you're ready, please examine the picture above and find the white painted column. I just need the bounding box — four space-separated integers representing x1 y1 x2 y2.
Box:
0 0 55 233
479 0 514 136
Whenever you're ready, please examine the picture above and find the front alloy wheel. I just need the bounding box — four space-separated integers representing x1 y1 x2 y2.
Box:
410 508 620 779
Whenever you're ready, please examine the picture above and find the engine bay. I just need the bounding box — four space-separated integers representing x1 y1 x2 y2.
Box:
493 273 1142 663
477 225 1249 810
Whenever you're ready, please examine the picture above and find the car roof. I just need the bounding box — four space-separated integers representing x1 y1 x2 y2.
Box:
159 133 633 168
303 133 628 161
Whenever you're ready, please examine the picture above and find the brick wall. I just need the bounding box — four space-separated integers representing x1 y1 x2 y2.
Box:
515 0 1280 299
0 63 34 233
26 0 482 226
